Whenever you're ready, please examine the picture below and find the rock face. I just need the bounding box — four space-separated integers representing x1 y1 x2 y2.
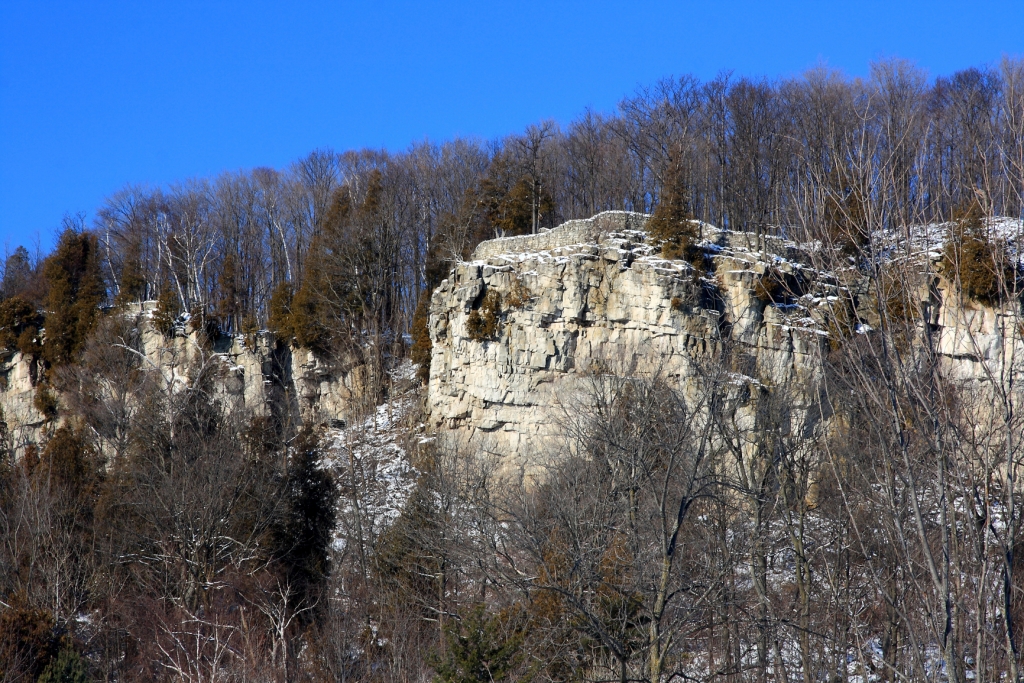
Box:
425 211 1024 460
3 212 1019 462
0 303 366 457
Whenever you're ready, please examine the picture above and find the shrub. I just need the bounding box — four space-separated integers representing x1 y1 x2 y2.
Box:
0 599 57 682
876 269 919 326
34 385 59 418
187 304 220 349
941 201 1015 305
410 291 433 383
504 277 532 309
0 296 43 356
466 291 501 341
241 313 260 349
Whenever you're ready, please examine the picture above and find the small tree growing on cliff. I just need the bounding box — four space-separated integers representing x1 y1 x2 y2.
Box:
41 219 105 367
647 157 700 267
466 291 501 341
941 200 1015 305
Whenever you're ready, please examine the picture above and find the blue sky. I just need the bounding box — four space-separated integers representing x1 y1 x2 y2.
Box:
2 1 1023 251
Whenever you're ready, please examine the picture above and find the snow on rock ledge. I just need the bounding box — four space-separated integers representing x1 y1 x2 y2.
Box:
426 214 1024 464
426 217 832 462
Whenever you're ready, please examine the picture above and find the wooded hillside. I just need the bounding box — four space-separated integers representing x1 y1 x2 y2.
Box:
2 59 1024 682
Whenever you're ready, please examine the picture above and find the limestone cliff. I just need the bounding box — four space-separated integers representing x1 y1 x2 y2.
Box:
0 303 366 456
425 211 1024 458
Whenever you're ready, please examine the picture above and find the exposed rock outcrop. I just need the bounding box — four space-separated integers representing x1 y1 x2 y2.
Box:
426 212 1024 461
0 303 367 456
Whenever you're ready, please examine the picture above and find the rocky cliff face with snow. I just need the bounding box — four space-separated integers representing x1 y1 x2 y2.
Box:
0 305 367 456
425 211 1024 461
2 212 1020 463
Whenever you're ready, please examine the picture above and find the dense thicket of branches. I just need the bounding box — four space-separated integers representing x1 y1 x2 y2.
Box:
2 59 1024 682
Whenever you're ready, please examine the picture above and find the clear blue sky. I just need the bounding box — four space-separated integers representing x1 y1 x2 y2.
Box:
2 1 1023 251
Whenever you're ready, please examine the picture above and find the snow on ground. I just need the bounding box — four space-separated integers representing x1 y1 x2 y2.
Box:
321 361 422 553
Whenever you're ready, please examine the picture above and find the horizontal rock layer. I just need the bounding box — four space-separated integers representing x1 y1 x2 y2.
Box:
427 216 1024 461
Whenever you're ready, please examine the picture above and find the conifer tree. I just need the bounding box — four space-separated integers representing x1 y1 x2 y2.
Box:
41 223 105 367
429 604 525 683
267 280 295 343
37 647 89 683
647 157 699 264
824 166 870 256
410 293 432 383
272 427 336 606
0 296 43 356
152 282 180 338
215 252 240 333
941 200 1015 305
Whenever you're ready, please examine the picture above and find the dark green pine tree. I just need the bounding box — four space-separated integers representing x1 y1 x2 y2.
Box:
272 427 337 606
37 647 90 683
430 604 525 683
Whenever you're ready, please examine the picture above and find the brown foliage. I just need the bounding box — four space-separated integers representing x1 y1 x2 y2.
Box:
410 291 433 383
0 296 43 356
466 290 501 341
941 201 1016 305
0 598 58 681
753 267 789 304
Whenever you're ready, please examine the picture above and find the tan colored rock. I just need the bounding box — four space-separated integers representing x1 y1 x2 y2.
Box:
426 214 1024 465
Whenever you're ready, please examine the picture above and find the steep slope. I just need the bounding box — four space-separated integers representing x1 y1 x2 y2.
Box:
426 211 1024 460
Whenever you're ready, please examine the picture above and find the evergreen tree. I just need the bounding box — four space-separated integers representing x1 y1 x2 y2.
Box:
113 240 146 306
410 293 433 383
40 223 105 367
0 599 57 682
0 296 43 356
37 647 89 683
941 200 1015 305
430 604 525 683
215 251 240 333
267 280 295 343
272 427 337 606
151 282 180 338
478 156 556 238
824 166 870 256
647 157 699 264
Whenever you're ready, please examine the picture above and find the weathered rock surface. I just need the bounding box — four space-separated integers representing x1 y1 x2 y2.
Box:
0 303 366 456
426 211 1024 460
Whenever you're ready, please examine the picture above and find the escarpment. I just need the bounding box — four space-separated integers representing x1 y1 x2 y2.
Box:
426 211 1024 459
0 304 369 456
3 212 1020 464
